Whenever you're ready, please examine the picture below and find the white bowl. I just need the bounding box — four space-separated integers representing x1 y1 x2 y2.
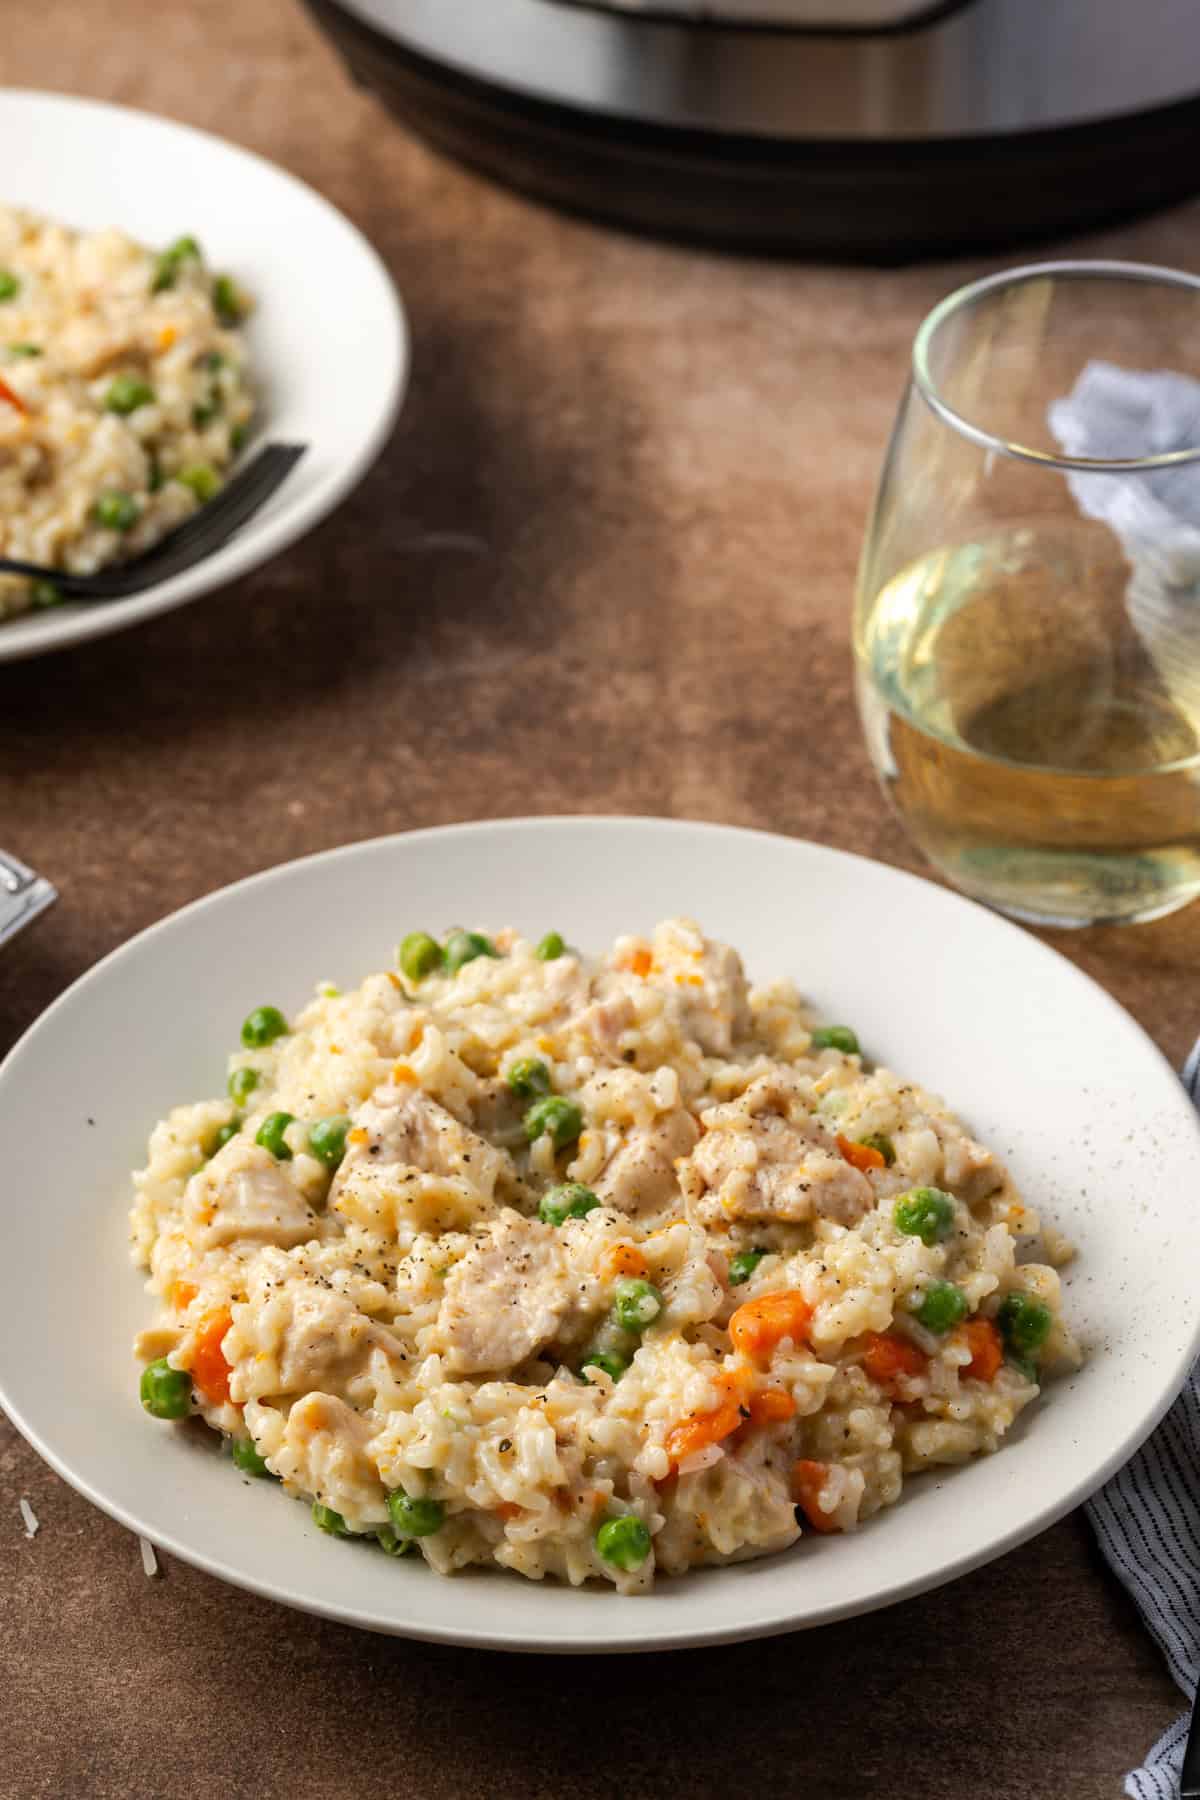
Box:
0 89 408 662
2 817 1198 1652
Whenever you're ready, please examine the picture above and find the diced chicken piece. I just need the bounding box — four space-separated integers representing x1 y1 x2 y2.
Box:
935 1123 1005 1204
430 1209 573 1375
570 991 635 1057
679 1070 873 1229
647 919 752 1056
593 1107 699 1218
330 1079 511 1240
225 1276 406 1401
184 1140 322 1254
272 1393 386 1527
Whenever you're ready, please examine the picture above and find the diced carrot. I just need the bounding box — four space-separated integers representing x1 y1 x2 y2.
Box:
836 1132 886 1174
729 1290 814 1363
190 1308 234 1405
600 1244 648 1282
790 1459 841 1534
664 1369 752 1466
861 1330 929 1394
747 1387 796 1427
157 324 177 350
0 376 27 414
172 1279 198 1311
618 947 653 977
960 1317 1003 1383
391 1063 417 1086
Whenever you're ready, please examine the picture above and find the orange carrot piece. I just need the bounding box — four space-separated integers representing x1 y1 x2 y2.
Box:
791 1459 841 1534
664 1369 751 1466
747 1387 796 1427
172 1279 198 1311
600 1244 648 1282
619 947 652 976
729 1290 814 1363
836 1132 886 1174
960 1317 1003 1383
0 375 27 414
861 1330 929 1394
190 1308 234 1405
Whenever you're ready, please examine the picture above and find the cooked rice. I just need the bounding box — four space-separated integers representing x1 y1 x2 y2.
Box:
0 205 253 619
130 918 1080 1593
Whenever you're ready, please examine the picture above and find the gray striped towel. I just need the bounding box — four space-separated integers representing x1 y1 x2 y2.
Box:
1085 1041 1200 1799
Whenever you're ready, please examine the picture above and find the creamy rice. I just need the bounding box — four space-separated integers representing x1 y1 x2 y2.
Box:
131 918 1080 1593
0 206 253 619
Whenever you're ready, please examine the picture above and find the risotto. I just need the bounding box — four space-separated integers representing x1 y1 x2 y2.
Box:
131 919 1080 1593
0 205 253 619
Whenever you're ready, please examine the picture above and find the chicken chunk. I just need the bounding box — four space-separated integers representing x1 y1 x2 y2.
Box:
646 919 752 1056
679 1070 873 1229
430 1209 573 1375
593 1107 699 1218
184 1139 323 1254
330 1078 511 1240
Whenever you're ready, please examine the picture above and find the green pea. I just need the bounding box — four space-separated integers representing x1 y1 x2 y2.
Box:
7 343 41 358
613 1277 663 1333
523 1094 583 1149
29 580 61 610
581 1350 628 1384
443 929 499 974
231 421 249 452
539 1182 600 1226
595 1514 651 1571
893 1187 955 1247
912 1280 968 1334
256 1111 295 1160
859 1133 896 1166
386 1491 445 1538
241 1005 288 1048
810 1025 860 1055
535 931 565 961
997 1292 1053 1358
376 1525 413 1557
312 1502 349 1536
209 1120 239 1156
308 1115 351 1170
507 1057 552 1099
177 461 220 502
212 273 246 325
228 1067 259 1106
151 235 201 293
104 374 156 415
728 1248 768 1286
230 1437 272 1477
398 931 443 981
140 1358 191 1420
92 490 140 531
0 270 20 302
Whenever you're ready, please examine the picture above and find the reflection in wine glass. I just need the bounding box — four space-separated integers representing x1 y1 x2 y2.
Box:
854 261 1200 927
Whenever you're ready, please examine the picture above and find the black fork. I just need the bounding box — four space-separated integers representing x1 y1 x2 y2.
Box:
0 442 306 602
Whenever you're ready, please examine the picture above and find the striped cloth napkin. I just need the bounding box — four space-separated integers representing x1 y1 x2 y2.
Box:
1085 1041 1200 1800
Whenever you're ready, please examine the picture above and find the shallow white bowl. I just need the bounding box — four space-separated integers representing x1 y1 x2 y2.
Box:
2 817 1198 1652
0 89 408 662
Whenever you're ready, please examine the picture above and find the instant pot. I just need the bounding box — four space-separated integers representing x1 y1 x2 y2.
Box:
305 0 1200 257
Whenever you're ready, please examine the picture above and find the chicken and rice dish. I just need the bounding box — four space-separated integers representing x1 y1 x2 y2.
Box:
131 919 1079 1593
0 205 253 619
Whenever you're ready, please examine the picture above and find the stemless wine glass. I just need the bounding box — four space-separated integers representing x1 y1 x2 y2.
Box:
855 261 1200 927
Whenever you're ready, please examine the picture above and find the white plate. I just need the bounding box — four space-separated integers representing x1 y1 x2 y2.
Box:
2 817 1198 1653
0 90 407 662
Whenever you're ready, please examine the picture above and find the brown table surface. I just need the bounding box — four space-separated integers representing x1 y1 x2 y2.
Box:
4 5 1200 1796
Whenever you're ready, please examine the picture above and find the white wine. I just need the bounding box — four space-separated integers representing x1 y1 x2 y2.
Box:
855 525 1200 925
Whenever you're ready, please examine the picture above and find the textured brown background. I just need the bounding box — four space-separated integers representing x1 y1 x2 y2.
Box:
3 4 1200 1797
